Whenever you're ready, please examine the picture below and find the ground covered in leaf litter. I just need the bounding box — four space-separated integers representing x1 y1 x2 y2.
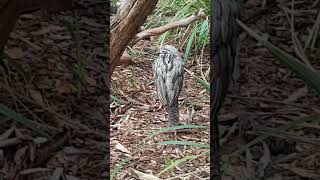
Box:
219 1 320 180
110 39 210 179
111 0 320 180
0 1 107 179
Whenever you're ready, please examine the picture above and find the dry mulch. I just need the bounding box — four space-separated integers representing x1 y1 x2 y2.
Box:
0 1 107 179
221 0 320 180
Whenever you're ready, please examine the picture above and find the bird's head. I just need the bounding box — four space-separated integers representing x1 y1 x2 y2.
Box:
159 45 179 56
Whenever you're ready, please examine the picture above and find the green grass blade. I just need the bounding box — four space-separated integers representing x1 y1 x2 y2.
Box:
0 104 48 137
110 95 125 105
237 20 320 94
158 150 209 176
185 68 210 92
197 17 209 49
148 124 207 139
110 157 129 180
157 140 209 148
127 46 137 56
158 155 198 175
193 75 209 92
233 114 320 155
184 27 198 63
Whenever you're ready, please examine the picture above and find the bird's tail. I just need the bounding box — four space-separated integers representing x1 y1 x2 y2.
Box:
167 100 179 126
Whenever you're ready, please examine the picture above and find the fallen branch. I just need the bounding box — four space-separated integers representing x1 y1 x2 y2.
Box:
132 10 206 45
115 10 206 68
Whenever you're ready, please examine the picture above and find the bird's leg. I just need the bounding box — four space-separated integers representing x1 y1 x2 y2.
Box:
169 119 177 127
168 100 179 127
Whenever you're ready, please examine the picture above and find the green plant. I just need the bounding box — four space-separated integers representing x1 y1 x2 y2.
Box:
231 20 320 154
164 158 174 176
158 150 209 176
65 12 86 97
146 0 210 64
148 124 207 138
237 20 320 94
110 125 209 179
154 125 209 176
157 140 209 148
0 103 48 137
110 157 129 180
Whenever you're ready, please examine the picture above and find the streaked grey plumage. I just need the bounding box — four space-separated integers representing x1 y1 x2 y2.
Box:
153 45 184 126
211 0 241 179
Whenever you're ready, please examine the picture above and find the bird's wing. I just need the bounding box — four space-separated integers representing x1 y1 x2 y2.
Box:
153 55 184 107
154 57 168 105
169 56 184 106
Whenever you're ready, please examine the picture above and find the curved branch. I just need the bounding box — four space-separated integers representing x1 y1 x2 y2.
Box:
132 10 206 45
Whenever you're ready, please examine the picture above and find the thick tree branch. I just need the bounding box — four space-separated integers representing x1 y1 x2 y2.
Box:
110 0 158 74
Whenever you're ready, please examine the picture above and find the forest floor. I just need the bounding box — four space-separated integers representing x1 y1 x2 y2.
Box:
111 0 320 180
0 1 107 179
110 39 210 179
219 1 320 179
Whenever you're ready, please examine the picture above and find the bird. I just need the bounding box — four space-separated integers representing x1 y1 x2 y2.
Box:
211 0 241 179
153 44 184 127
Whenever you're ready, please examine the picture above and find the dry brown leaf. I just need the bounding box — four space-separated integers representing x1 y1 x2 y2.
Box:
84 74 96 86
31 25 65 36
29 89 44 105
55 82 76 95
14 146 28 167
131 168 160 180
0 126 15 141
0 138 22 148
80 17 104 28
284 87 307 103
5 47 25 59
220 113 239 122
279 163 320 179
49 167 64 180
50 34 71 40
115 143 131 154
